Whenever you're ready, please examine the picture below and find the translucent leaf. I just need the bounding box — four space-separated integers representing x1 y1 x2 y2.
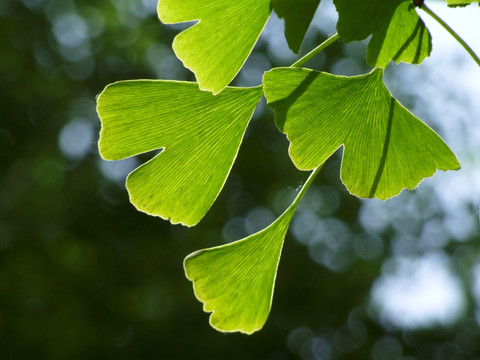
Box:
184 190 299 334
184 167 321 333
272 0 321 53
263 67 460 200
158 0 271 94
97 80 263 226
334 0 432 68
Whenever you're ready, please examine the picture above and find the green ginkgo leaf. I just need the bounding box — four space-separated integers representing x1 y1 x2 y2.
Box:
272 0 322 53
184 209 291 334
334 0 432 68
97 80 263 226
158 0 271 94
184 166 321 333
263 67 460 200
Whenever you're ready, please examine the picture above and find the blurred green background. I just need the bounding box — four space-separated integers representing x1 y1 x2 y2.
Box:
1 0 480 359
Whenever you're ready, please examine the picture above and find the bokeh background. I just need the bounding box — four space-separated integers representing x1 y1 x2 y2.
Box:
1 0 480 358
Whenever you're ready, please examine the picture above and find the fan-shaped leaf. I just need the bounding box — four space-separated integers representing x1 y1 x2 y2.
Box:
97 80 263 226
184 190 302 333
184 166 321 333
158 0 271 94
263 67 460 200
334 0 432 68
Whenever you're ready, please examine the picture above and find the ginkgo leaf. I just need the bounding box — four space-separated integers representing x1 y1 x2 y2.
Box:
334 0 432 68
184 209 291 334
272 0 322 53
158 0 271 94
97 80 263 226
263 67 460 200
184 166 322 334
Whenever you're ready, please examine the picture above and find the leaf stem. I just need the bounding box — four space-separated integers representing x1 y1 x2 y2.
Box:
420 3 480 67
291 165 323 209
291 33 340 68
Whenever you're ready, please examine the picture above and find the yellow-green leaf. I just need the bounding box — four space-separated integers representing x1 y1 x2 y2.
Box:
185 208 292 334
183 166 323 333
158 0 271 94
97 80 263 226
263 67 460 200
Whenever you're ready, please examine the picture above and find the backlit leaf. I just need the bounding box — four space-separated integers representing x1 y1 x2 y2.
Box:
184 186 303 333
263 67 460 200
334 0 432 68
97 80 263 226
272 0 321 53
158 0 271 94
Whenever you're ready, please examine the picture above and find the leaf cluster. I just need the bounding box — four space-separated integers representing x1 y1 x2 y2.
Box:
96 0 478 333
